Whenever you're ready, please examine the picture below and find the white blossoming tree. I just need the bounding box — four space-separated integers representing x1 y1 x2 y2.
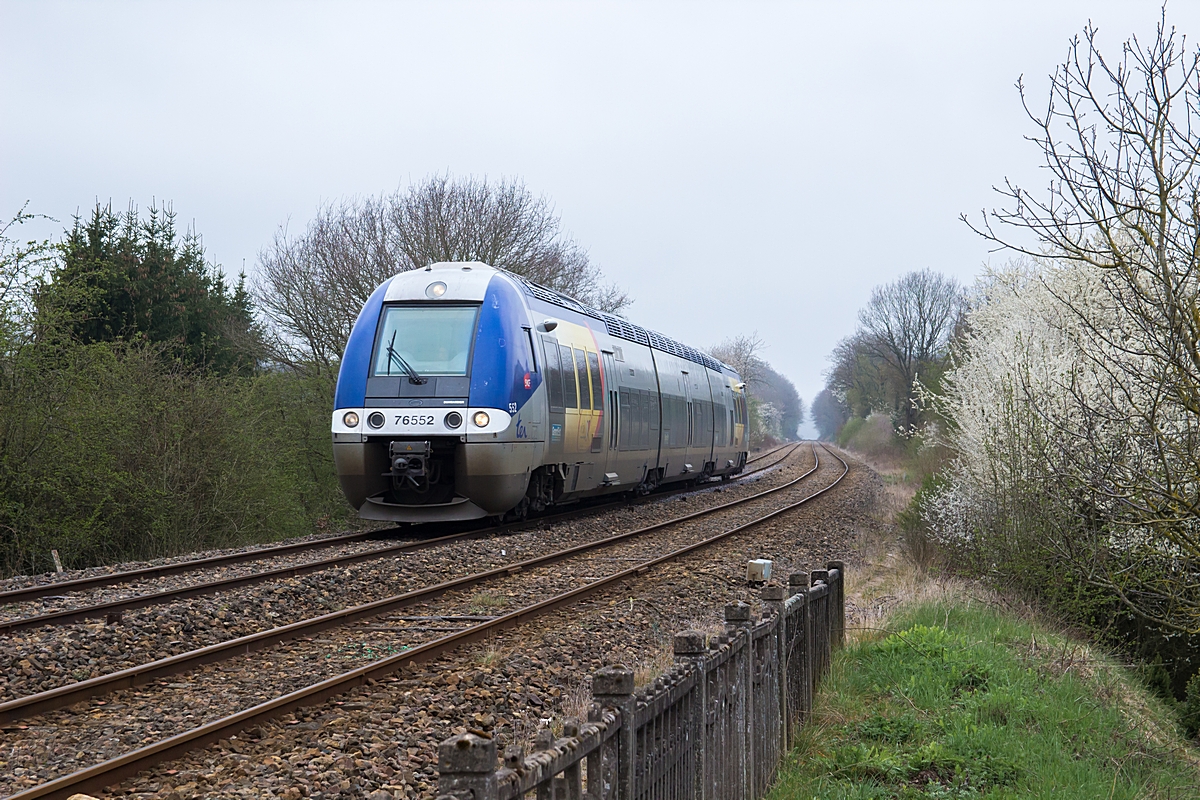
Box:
944 13 1200 632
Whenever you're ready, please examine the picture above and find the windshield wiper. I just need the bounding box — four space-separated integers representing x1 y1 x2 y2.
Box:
385 331 428 384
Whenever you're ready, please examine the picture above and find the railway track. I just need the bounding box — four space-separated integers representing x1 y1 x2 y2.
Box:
0 444 795 633
2 443 847 800
0 442 811 714
0 442 811 721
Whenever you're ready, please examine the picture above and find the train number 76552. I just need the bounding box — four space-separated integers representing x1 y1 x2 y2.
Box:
394 415 435 426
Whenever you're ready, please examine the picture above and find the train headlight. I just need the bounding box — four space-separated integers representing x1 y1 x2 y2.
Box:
342 411 360 427
472 411 490 428
445 411 463 428
367 412 385 429
426 281 447 298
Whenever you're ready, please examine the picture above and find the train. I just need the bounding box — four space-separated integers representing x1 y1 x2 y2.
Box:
331 262 750 522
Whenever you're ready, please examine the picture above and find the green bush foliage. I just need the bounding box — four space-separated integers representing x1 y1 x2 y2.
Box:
837 416 865 448
1182 671 1200 738
0 341 347 574
898 473 945 570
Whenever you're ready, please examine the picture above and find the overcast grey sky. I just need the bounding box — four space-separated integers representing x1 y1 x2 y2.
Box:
3 1 1194 436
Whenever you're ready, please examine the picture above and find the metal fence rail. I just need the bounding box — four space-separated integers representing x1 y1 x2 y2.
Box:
436 560 846 800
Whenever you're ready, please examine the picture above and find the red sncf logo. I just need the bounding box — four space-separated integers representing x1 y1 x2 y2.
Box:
523 372 532 390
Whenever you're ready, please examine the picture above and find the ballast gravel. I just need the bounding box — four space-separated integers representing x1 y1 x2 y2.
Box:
0 448 829 794
108 447 878 800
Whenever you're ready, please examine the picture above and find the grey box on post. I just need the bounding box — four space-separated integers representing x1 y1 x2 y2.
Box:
746 559 773 582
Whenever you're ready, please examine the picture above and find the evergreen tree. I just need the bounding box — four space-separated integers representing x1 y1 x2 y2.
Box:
40 202 259 374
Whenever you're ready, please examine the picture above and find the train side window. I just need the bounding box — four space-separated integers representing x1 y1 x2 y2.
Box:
618 388 631 449
559 344 578 408
674 397 686 447
587 351 602 410
573 348 590 410
543 338 563 410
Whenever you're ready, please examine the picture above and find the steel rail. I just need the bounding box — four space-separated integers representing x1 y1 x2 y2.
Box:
0 443 809 723
5 443 846 800
0 443 798 633
0 531 383 605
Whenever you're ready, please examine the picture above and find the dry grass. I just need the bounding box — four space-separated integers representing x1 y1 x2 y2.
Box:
632 640 676 687
472 639 511 668
467 591 507 615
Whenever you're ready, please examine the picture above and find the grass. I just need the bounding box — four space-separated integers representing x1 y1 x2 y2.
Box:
769 598 1200 799
467 591 507 615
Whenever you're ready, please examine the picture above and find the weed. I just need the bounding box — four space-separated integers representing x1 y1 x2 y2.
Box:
473 641 509 668
467 591 507 615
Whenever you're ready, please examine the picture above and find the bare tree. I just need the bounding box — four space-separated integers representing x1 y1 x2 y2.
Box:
709 333 767 385
855 269 965 429
256 175 630 371
825 332 892 420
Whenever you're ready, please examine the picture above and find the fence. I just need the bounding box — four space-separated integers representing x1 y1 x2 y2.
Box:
434 560 845 800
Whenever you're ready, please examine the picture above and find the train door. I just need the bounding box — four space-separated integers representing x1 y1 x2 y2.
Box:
585 349 604 455
602 350 620 480
682 369 695 471
573 347 594 452
558 342 582 456
542 336 566 457
699 371 716 468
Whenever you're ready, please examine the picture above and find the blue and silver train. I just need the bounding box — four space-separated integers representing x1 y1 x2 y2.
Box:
332 262 749 522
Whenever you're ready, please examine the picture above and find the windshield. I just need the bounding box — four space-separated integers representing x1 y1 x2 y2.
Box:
372 305 479 377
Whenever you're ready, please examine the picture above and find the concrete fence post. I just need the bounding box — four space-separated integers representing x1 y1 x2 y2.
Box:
593 666 636 800
787 571 811 738
436 732 498 800
811 569 830 685
827 560 846 649
674 630 708 800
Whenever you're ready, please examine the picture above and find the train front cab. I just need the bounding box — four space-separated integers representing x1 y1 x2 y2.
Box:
331 264 543 522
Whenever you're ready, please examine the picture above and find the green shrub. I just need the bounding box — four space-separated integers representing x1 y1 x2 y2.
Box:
0 341 350 575
837 416 865 447
1182 671 1200 738
898 473 945 571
